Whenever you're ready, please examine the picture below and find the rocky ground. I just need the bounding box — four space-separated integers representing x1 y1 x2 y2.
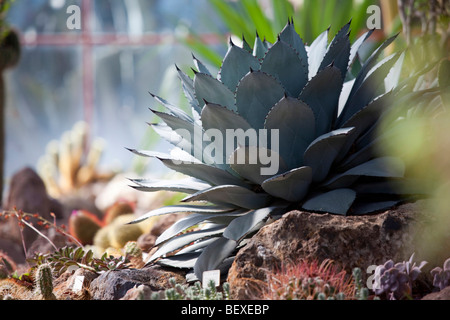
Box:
1 167 449 300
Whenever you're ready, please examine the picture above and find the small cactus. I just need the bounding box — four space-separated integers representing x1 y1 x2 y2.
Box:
34 263 56 300
94 214 144 251
352 268 370 300
68 210 103 245
263 259 354 300
123 241 144 269
123 241 143 259
103 200 135 225
108 215 145 249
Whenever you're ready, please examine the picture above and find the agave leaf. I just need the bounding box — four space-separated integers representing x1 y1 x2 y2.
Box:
241 35 252 52
157 252 201 269
176 238 218 255
278 22 309 76
322 157 405 189
253 32 269 60
156 212 244 246
351 200 402 215
129 177 210 194
148 225 226 263
264 96 316 169
328 19 351 48
260 39 308 97
150 93 193 123
176 66 201 116
223 207 274 242
150 109 208 163
194 72 236 112
219 40 261 92
341 92 393 133
193 54 212 76
129 204 234 225
201 102 253 133
303 127 355 182
318 24 350 79
336 140 375 172
338 52 401 126
384 52 405 92
236 70 285 130
349 29 374 67
346 33 398 104
183 185 272 209
229 146 287 184
194 237 237 280
261 166 312 202
308 27 329 79
128 148 199 164
201 102 253 167
299 65 344 137
158 158 251 188
335 92 394 164
150 122 192 152
302 188 356 215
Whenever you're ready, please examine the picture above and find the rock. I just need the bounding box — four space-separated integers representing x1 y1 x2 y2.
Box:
136 233 157 252
26 228 74 260
227 202 430 300
0 239 25 265
136 214 186 253
89 266 185 300
3 168 52 247
422 286 450 300
54 268 98 299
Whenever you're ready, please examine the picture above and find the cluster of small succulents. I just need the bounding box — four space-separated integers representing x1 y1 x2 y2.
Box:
27 246 129 276
123 241 145 269
431 258 450 291
351 267 370 300
151 277 230 300
373 253 427 300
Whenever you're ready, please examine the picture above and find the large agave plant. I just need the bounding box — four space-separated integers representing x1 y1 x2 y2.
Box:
128 21 436 280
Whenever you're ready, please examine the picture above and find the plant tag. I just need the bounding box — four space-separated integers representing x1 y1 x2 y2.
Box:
202 270 220 288
72 275 85 293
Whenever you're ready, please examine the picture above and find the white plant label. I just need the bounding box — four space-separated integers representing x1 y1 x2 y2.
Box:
72 275 85 293
202 270 220 288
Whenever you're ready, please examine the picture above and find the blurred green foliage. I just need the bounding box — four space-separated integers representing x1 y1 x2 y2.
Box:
181 0 380 68
0 0 14 39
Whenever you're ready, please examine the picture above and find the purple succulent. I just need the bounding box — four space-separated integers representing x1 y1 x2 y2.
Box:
373 254 427 300
430 258 450 291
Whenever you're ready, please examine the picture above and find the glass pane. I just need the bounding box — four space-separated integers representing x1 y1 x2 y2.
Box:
7 0 83 34
5 46 83 178
3 0 228 185
92 0 226 34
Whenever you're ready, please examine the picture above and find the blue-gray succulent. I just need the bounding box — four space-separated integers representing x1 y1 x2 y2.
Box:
431 258 450 291
373 254 427 300
128 21 441 280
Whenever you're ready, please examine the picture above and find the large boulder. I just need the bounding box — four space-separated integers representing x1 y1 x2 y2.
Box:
227 201 443 299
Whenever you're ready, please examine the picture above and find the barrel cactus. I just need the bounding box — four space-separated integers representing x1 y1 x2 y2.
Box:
128 21 438 280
